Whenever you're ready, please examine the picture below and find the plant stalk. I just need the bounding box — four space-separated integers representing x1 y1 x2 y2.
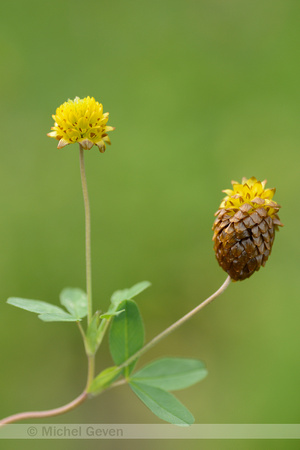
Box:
118 275 231 371
0 391 87 426
79 145 93 326
79 145 95 390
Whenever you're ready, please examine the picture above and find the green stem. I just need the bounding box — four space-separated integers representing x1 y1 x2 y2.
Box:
79 145 93 325
79 145 94 388
117 276 231 371
77 321 86 343
86 355 95 390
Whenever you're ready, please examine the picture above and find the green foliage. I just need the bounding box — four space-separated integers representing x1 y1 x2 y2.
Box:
37 312 80 322
104 284 207 425
85 281 150 355
105 287 207 425
59 288 88 320
110 281 151 305
99 310 125 320
130 357 208 391
129 381 194 426
7 280 207 426
6 298 79 322
88 366 122 394
127 358 206 424
109 299 144 377
84 308 125 356
7 288 88 322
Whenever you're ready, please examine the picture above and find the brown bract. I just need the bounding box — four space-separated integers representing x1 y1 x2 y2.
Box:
212 180 283 281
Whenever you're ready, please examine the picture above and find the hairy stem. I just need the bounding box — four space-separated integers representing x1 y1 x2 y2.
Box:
118 276 231 372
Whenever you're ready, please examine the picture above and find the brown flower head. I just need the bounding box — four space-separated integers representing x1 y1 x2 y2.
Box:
212 177 283 281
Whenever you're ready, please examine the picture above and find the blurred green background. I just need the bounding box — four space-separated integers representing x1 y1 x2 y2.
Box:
0 0 299 449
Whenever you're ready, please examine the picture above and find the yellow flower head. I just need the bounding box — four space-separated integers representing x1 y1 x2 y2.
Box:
47 96 115 152
219 176 281 219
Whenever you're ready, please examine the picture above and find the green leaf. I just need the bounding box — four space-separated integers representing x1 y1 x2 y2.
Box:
126 281 151 300
100 309 125 320
38 313 79 322
88 366 122 394
59 288 88 320
111 281 151 305
7 297 77 322
109 300 144 377
131 358 208 391
129 381 194 426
